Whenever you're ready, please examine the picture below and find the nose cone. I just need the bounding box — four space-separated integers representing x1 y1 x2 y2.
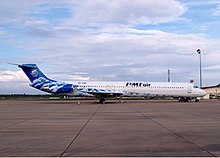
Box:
200 89 207 97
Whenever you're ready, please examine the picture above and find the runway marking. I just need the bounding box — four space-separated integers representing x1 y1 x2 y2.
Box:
59 105 101 157
128 105 217 157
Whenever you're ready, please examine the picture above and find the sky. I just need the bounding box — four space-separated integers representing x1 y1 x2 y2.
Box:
0 0 220 94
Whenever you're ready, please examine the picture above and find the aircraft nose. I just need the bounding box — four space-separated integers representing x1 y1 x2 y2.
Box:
200 89 207 96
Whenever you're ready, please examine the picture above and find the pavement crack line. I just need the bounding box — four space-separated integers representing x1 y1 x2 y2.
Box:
59 105 101 157
128 106 217 157
0 107 69 130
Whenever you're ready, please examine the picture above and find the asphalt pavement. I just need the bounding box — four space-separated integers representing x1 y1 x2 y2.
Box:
0 99 220 157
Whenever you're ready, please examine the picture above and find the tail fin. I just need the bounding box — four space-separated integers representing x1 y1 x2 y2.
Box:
17 64 56 83
10 63 74 94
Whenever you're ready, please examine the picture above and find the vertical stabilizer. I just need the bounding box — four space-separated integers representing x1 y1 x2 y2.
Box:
17 64 55 82
10 63 73 94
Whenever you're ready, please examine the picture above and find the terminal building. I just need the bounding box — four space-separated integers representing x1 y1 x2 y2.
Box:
202 84 220 99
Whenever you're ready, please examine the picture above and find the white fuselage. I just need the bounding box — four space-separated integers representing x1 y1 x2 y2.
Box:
16 64 206 100
71 81 206 97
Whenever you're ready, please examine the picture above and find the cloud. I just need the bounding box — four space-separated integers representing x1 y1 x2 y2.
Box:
214 5 220 16
0 70 26 82
0 28 7 36
204 65 220 71
62 0 186 26
189 0 220 16
1 0 220 93
0 82 36 94
24 19 49 27
0 0 186 38
0 1 34 25
0 1 71 24
12 28 218 86
0 69 48 94
69 75 91 81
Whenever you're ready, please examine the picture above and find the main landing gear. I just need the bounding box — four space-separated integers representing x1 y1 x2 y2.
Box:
195 98 199 102
179 97 200 102
99 98 106 104
179 97 190 102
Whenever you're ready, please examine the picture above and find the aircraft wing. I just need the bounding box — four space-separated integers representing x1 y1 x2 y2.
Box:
77 87 124 97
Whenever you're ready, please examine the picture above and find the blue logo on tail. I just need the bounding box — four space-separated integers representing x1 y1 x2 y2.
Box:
31 70 38 77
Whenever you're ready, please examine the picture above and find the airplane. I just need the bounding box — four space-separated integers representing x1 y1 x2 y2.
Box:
12 63 206 103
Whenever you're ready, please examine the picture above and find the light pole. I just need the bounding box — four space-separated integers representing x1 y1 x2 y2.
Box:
168 69 170 82
197 49 202 88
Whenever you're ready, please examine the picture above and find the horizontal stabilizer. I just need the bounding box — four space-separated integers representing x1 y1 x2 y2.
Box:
8 63 20 67
8 63 37 68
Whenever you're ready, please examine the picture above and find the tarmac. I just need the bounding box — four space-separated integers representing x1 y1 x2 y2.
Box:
0 99 220 157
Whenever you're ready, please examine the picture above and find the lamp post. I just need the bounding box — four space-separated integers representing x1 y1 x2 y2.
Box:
168 69 170 82
197 49 202 88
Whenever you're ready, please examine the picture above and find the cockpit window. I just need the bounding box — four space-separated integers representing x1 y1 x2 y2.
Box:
193 86 198 88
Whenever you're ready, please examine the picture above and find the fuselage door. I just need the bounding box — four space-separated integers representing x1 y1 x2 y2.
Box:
187 86 192 93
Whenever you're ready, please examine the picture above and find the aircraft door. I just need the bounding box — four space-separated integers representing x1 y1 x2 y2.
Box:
111 85 116 90
106 85 111 90
106 85 115 90
187 86 192 93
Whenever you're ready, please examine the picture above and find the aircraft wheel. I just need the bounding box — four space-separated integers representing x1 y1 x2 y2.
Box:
179 97 189 102
99 98 105 104
195 99 199 102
